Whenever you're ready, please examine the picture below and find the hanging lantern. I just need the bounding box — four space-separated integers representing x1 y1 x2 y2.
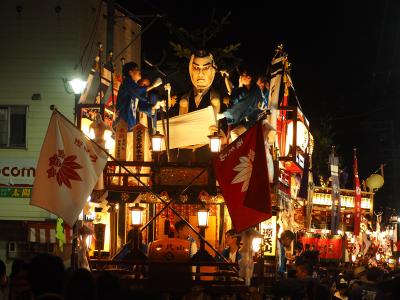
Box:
252 237 263 252
208 132 222 153
151 131 164 152
285 120 309 155
197 207 209 228
365 174 384 192
278 106 310 173
129 203 145 227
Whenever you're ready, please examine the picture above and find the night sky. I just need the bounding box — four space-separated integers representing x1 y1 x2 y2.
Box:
117 0 400 210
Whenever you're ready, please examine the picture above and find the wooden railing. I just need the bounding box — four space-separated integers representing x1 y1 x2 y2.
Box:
90 259 249 295
103 161 216 197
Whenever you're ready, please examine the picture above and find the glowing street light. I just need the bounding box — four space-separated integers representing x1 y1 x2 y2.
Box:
68 78 87 95
151 131 164 152
208 132 222 153
197 207 210 228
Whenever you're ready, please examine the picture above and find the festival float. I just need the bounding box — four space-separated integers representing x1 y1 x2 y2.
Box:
32 38 391 297
66 45 292 292
66 43 333 292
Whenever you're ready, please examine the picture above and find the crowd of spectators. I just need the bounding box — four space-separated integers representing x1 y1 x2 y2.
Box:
1 252 400 299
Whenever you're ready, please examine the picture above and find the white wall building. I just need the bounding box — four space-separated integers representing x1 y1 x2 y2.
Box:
0 0 141 269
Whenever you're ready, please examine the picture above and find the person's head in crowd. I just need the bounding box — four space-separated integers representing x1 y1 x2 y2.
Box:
225 229 241 249
337 283 348 292
10 259 28 282
294 242 303 254
122 62 141 82
28 253 65 298
116 289 163 300
366 266 383 282
280 230 295 248
238 66 254 89
256 74 270 92
96 271 121 300
65 268 96 300
336 278 349 298
353 265 367 281
295 261 313 279
175 220 192 240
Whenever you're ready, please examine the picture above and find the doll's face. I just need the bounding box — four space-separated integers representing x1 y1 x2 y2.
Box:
189 55 216 90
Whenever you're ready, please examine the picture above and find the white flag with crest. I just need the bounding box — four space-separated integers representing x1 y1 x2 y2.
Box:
31 111 108 225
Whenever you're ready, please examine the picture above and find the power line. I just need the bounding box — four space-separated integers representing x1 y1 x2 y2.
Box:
75 0 103 73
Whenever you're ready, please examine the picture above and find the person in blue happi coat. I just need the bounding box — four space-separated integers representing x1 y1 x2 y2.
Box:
115 61 164 131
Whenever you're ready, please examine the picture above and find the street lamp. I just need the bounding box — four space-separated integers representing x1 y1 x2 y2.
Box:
151 131 164 152
67 78 87 269
68 78 87 124
68 78 87 95
127 203 147 261
130 203 145 227
191 205 214 262
197 207 210 228
208 132 222 153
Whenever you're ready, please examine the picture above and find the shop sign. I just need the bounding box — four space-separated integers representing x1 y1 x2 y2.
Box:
261 216 277 256
0 158 37 185
0 187 32 198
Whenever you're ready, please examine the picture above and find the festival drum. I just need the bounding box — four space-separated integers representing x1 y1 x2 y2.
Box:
148 238 191 262
147 238 193 292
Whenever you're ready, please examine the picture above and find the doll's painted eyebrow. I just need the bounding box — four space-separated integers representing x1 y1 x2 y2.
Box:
193 62 212 67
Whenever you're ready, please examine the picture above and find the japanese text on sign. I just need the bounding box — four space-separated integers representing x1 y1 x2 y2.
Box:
260 216 277 256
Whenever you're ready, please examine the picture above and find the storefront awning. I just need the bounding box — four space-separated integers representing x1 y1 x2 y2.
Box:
27 222 73 244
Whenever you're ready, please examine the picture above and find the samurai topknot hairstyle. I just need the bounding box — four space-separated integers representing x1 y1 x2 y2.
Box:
190 49 218 70
193 49 211 58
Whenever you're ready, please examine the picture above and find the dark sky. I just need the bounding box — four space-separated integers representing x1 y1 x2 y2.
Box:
116 0 400 210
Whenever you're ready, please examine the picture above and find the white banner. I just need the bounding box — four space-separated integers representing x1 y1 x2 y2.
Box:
157 106 216 149
31 111 108 225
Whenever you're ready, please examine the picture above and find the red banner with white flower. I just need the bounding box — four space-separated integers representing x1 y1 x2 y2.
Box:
31 111 108 225
213 121 272 232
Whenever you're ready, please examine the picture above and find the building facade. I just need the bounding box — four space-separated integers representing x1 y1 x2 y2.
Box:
0 0 141 270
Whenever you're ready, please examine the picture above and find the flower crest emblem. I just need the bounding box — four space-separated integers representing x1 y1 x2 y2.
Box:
47 150 82 188
231 149 255 192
